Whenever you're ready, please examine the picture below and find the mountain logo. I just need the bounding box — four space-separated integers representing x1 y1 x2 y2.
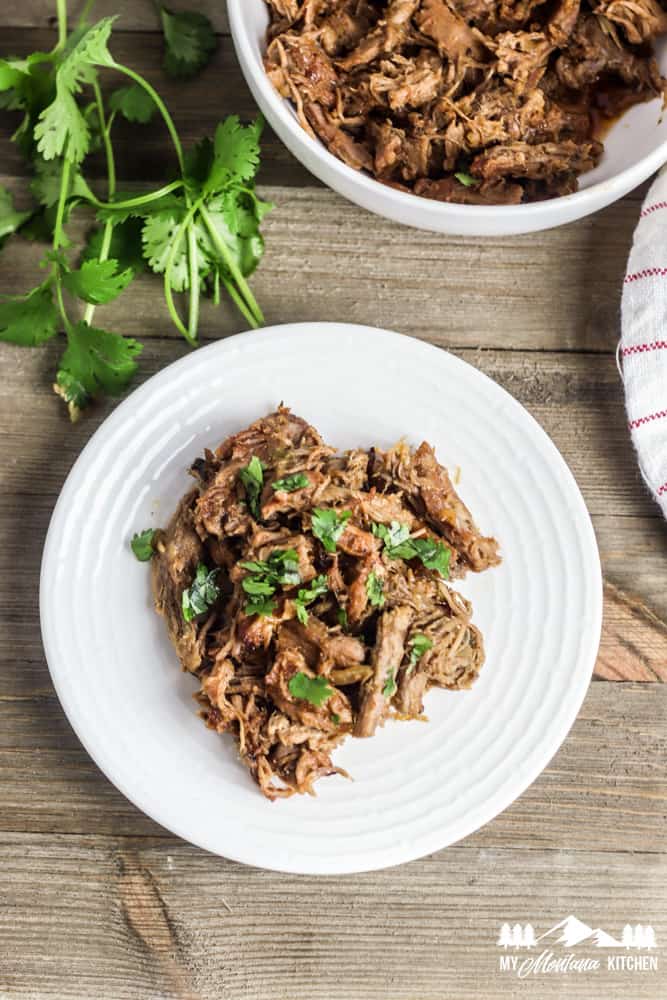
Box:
497 916 657 950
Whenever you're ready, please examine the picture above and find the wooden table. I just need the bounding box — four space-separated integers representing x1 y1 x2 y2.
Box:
1 3 666 998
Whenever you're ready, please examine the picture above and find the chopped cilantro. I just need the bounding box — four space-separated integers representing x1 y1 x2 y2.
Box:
288 672 333 707
311 508 352 553
241 548 301 617
407 633 433 673
331 712 341 725
130 528 156 561
366 570 385 608
182 563 220 622
238 455 265 519
337 607 348 630
382 669 397 698
372 521 451 579
294 574 329 625
244 595 276 618
271 472 310 493
455 171 479 187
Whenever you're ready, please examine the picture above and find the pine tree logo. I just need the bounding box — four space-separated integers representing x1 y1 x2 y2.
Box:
497 918 658 950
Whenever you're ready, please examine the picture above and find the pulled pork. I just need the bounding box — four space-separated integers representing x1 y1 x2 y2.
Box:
151 408 499 799
263 0 666 203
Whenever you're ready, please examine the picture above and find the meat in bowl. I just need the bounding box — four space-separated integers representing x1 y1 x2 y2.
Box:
148 408 499 799
262 0 667 205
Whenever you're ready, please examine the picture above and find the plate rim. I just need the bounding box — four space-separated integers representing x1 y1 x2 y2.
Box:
39 322 603 873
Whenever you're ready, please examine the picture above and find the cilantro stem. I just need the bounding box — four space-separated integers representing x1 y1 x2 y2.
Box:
221 276 256 328
84 79 116 327
88 181 185 213
163 197 202 346
186 223 200 342
106 62 186 176
55 0 68 51
77 0 98 27
198 203 263 327
53 156 72 253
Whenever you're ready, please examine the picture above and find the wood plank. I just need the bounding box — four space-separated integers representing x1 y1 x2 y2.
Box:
0 832 665 999
0 181 643 353
3 0 230 33
599 583 667 682
0 679 664 852
0 340 659 520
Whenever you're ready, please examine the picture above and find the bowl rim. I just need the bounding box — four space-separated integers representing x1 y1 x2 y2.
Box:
227 0 667 219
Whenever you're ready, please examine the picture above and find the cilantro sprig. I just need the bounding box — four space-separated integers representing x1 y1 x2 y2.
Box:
272 472 310 493
240 548 301 618
407 633 433 673
0 5 270 419
311 508 352 553
182 563 220 622
288 672 334 708
372 521 451 579
130 527 156 561
366 570 385 608
294 574 329 625
238 456 265 519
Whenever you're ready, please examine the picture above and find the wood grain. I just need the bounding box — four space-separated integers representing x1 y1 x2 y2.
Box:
0 11 665 1000
0 831 665 1000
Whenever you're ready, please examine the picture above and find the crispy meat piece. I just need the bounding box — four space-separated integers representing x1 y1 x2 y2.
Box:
471 138 603 182
153 409 499 798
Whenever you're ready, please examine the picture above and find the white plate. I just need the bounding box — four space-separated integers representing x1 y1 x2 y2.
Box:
40 323 602 874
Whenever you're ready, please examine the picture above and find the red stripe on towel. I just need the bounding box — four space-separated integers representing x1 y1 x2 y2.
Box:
657 482 667 496
629 409 667 430
621 340 667 357
640 202 667 218
624 268 667 284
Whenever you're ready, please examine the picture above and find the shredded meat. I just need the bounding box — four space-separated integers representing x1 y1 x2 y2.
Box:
152 408 499 799
262 0 666 204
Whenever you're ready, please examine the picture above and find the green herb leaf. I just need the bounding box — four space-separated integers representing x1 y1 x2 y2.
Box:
160 7 217 79
311 508 352 553
244 595 276 617
408 633 433 672
288 672 333 708
331 712 340 725
294 573 328 624
0 185 32 247
203 116 262 194
373 521 451 579
109 83 156 124
62 257 134 304
454 171 479 188
182 562 220 621
238 455 265 519
366 570 385 608
0 283 59 346
382 668 397 698
55 320 142 413
271 472 310 493
83 218 147 275
337 607 348 630
141 209 193 292
131 528 156 561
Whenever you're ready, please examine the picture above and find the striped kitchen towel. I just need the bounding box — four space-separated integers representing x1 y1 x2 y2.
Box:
621 169 667 519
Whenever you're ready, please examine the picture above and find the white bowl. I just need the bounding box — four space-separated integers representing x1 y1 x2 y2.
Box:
228 0 667 235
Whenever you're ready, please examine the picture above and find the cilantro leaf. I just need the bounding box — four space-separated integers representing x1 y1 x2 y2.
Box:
196 196 265 279
83 218 146 275
55 320 142 413
131 528 156 561
30 157 94 209
0 185 31 247
454 171 479 188
62 257 133 304
294 574 328 625
337 607 348 630
244 595 276 617
407 633 433 673
366 570 385 608
141 209 199 292
288 672 333 708
382 668 397 698
0 284 59 346
160 7 217 79
331 712 340 725
182 562 220 621
204 116 262 194
34 19 115 164
240 549 300 588
238 455 265 519
373 521 451 579
272 472 309 493
311 508 352 553
109 84 156 124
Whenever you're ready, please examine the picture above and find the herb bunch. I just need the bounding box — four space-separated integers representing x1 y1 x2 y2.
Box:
0 2 270 419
